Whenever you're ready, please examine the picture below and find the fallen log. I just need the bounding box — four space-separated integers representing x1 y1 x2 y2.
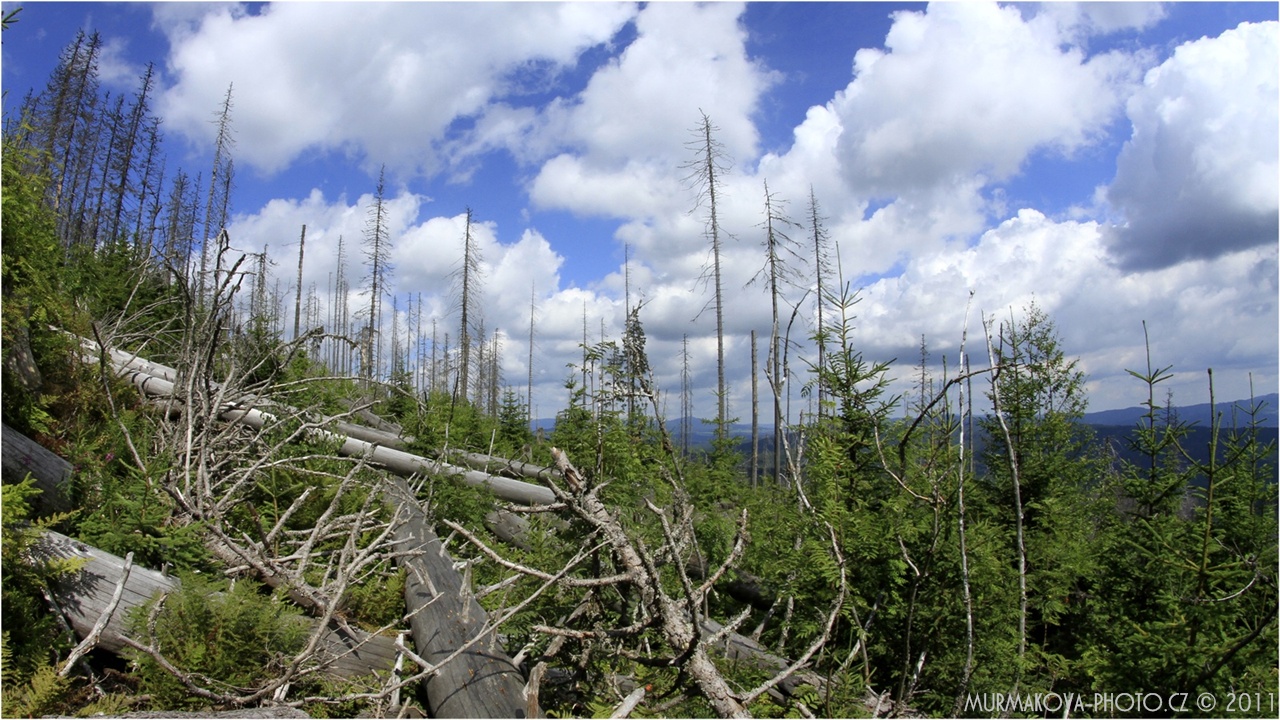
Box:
334 419 409 450
686 554 775 612
446 449 563 484
383 477 530 718
337 397 405 436
29 530 400 681
105 363 556 507
99 358 555 504
112 710 311 719
2 422 75 514
701 618 826 696
82 338 558 506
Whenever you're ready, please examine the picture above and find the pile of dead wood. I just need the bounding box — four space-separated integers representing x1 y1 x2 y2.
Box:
3 337 861 718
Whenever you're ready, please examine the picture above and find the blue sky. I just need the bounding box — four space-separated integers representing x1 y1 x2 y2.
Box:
3 2 1277 422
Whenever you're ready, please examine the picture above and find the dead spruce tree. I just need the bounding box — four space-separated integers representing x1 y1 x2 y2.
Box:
197 84 234 306
684 111 732 436
450 208 484 407
362 165 392 382
806 186 832 418
749 180 804 486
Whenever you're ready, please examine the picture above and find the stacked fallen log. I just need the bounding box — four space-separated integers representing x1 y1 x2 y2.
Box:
83 341 555 507
81 339 564 494
108 710 312 719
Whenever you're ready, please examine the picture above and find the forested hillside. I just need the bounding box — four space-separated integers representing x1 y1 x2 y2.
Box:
3 21 1276 719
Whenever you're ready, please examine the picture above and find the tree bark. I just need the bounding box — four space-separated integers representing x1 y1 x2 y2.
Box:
383 477 531 718
2 422 74 514
30 530 399 680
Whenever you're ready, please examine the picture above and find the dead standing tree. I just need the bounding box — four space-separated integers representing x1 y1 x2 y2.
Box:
450 208 484 409
362 166 392 383
684 111 732 436
749 180 804 486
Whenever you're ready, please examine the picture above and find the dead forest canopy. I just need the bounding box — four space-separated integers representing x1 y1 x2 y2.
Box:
3 26 1278 719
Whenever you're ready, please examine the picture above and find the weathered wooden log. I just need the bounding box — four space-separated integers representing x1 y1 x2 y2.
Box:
105 364 556 507
93 344 181 383
110 709 312 719
334 419 409 450
29 531 400 681
6 322 44 394
83 339 559 505
233 404 557 507
446 449 563 484
91 350 538 547
2 422 75 514
686 553 776 612
383 477 530 718
701 617 826 696
337 397 405 436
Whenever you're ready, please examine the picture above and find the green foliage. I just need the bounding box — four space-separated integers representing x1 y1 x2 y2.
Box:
1 663 73 718
5 44 1277 714
1 479 80 687
126 575 310 710
0 661 133 719
971 303 1109 695
497 388 534 451
299 674 394 718
408 389 490 453
2 121 67 431
341 566 406 630
806 283 898 508
1087 365 1278 701
68 421 214 572
74 467 213 573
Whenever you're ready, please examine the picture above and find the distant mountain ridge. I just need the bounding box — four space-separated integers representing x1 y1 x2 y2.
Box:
1081 393 1278 429
532 394 1280 440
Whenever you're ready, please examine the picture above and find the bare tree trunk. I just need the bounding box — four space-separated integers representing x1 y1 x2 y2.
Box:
383 478 530 718
454 208 483 406
199 85 234 306
293 225 306 340
527 282 536 425
2 423 74 514
685 111 731 435
549 449 751 718
750 330 759 488
363 167 390 382
807 188 830 417
680 334 691 456
984 314 1027 689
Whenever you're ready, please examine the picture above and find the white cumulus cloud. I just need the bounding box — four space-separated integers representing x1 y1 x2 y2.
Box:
1104 20 1279 270
833 2 1138 199
528 1 775 220
155 2 637 176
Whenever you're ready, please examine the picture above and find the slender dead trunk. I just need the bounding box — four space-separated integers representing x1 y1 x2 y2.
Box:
751 330 759 487
293 225 306 340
